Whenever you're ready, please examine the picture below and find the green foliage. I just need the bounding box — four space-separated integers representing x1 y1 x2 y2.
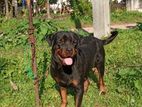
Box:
37 0 45 5
33 18 58 42
137 22 142 31
0 18 58 49
0 18 28 49
0 53 23 79
77 0 92 20
0 17 58 82
70 0 92 22
113 68 142 107
115 68 142 94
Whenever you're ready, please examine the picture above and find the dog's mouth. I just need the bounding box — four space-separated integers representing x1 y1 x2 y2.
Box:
62 57 73 65
56 49 77 66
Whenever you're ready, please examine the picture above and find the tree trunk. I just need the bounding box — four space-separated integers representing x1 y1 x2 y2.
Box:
4 0 9 18
12 0 18 17
14 0 18 17
46 0 51 18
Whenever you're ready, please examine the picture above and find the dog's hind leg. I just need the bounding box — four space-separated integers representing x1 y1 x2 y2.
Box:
84 77 90 93
96 63 106 95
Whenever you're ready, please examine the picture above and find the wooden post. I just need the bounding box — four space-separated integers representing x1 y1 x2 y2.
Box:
4 0 9 18
26 0 40 107
46 0 51 18
12 0 18 17
126 0 140 11
92 0 110 39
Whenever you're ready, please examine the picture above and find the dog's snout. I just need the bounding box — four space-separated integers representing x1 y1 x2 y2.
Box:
67 48 72 52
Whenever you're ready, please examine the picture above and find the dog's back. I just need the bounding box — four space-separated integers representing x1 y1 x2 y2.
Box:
77 36 104 72
77 31 118 72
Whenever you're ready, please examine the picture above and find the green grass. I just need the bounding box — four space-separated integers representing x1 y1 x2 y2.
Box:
111 10 142 24
0 28 142 107
0 11 142 107
51 10 142 28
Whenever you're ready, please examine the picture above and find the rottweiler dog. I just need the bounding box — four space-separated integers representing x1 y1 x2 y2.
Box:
46 31 118 107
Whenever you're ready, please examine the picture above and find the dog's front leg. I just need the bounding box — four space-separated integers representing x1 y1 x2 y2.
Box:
75 84 84 107
59 86 67 107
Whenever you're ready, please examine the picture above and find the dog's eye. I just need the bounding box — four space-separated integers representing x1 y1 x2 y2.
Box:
73 40 77 45
57 40 64 48
59 39 64 44
58 42 64 45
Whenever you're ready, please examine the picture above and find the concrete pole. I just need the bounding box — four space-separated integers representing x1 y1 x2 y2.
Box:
92 0 110 39
126 0 140 11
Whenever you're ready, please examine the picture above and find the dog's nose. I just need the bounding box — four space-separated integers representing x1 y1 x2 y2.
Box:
66 48 72 52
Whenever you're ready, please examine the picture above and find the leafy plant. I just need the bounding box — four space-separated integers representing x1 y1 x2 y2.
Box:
114 68 142 106
34 18 58 42
0 57 20 79
70 0 92 28
137 22 142 31
0 18 59 49
0 19 28 49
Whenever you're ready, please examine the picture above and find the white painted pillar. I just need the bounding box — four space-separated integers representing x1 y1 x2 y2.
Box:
92 0 110 39
126 0 140 11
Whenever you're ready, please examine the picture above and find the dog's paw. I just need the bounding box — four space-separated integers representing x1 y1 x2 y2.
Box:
99 86 106 95
84 79 90 93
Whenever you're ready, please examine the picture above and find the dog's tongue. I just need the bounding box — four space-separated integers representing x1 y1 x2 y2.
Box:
63 58 73 65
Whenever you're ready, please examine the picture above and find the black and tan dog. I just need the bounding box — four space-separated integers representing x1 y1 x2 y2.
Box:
46 31 118 107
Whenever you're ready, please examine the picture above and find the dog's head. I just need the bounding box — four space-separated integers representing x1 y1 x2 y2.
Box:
46 31 80 66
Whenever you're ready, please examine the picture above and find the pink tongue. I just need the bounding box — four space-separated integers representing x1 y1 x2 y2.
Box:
63 58 73 65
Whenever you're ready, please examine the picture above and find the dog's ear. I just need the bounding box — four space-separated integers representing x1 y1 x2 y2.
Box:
72 32 81 47
78 36 83 45
45 33 55 46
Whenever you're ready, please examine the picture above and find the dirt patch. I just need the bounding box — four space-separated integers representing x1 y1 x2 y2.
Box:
83 23 137 33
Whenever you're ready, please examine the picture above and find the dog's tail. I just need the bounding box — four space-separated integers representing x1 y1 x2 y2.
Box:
102 31 118 45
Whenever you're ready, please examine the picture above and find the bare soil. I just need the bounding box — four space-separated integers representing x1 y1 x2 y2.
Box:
83 23 137 33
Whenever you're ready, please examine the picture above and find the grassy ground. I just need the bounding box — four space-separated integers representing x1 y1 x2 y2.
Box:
0 29 142 107
111 10 142 24
0 11 142 107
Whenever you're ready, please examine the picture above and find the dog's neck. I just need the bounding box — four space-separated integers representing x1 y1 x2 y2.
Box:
62 65 72 75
